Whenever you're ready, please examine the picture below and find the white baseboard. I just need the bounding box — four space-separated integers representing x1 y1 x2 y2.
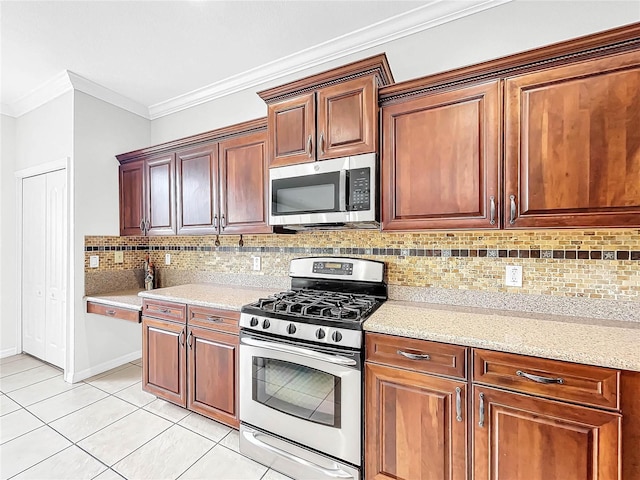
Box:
66 350 142 383
0 347 19 359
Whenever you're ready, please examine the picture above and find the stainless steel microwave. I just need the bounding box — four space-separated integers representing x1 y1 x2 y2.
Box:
269 153 378 231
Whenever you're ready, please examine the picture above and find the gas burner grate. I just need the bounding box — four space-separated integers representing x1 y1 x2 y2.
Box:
251 289 381 322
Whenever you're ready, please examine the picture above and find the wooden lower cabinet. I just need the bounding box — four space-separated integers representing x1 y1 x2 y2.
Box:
142 316 187 406
187 326 238 427
473 385 621 480
365 362 468 480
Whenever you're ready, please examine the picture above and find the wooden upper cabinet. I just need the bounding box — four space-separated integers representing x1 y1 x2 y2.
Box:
218 130 271 234
144 153 176 235
259 54 394 168
381 81 501 231
268 93 315 167
505 49 640 228
316 75 377 161
176 143 218 235
119 160 144 236
473 386 621 480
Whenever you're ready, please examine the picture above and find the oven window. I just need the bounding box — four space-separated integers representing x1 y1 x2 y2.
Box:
252 357 341 428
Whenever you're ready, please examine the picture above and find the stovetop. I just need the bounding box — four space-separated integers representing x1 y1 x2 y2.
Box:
239 257 387 349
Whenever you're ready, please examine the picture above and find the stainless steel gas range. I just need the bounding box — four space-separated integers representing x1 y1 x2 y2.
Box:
238 257 387 480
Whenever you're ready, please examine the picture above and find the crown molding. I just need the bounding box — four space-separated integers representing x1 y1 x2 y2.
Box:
2 70 149 119
3 71 73 118
2 0 510 120
148 0 512 119
67 72 149 119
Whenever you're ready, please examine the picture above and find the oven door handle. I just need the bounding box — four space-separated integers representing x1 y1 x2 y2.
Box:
242 429 354 479
240 336 357 366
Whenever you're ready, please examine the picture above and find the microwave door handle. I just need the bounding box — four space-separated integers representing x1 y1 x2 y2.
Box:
339 169 347 211
240 336 357 366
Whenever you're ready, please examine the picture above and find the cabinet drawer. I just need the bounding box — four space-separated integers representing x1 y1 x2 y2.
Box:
366 332 467 379
473 349 619 410
142 299 186 324
87 302 141 323
188 306 239 334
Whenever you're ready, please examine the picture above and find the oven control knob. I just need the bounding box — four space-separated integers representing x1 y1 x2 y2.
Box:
286 324 297 335
331 331 343 343
249 317 259 327
262 319 271 329
315 329 326 340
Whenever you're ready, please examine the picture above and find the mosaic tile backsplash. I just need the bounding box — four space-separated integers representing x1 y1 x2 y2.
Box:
85 230 640 302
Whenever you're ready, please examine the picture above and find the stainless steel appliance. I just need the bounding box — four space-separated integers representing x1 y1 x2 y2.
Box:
239 257 387 480
269 153 378 230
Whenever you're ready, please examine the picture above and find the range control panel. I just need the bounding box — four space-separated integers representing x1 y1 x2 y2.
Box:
347 167 370 211
312 261 353 275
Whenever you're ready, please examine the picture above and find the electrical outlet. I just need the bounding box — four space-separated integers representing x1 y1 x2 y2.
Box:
505 265 523 287
165 253 171 265
252 256 261 271
89 255 99 268
114 251 124 264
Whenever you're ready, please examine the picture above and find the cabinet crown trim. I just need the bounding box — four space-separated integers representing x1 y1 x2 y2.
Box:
258 53 394 103
379 22 640 103
116 117 267 164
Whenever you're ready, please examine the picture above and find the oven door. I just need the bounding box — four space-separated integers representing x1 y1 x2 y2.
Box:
270 157 349 225
239 331 362 466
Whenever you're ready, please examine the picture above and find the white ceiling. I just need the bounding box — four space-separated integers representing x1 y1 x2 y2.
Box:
0 0 508 119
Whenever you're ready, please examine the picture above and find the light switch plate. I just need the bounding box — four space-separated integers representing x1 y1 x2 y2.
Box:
89 255 99 268
505 265 523 287
165 253 171 265
114 251 124 264
252 256 261 271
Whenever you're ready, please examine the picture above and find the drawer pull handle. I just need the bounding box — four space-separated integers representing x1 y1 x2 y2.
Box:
509 194 517 224
397 350 430 361
516 370 564 385
187 331 193 348
206 316 224 323
455 387 462 422
179 329 185 347
489 196 496 225
160 308 170 314
105 309 116 316
478 392 485 428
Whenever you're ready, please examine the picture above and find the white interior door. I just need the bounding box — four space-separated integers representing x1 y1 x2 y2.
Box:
22 169 67 368
45 169 67 368
22 175 47 360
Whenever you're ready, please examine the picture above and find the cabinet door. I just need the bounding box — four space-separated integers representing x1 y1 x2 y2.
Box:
187 326 238 428
144 153 176 235
381 81 500 231
504 49 640 228
473 386 620 480
119 160 145 236
267 93 315 167
365 362 467 480
142 316 186 407
218 130 272 234
317 75 377 160
176 143 218 235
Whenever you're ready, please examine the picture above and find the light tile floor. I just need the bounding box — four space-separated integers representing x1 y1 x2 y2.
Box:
0 354 292 480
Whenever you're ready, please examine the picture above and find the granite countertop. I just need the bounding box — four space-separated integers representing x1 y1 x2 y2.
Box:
138 283 280 311
364 301 640 372
85 290 144 311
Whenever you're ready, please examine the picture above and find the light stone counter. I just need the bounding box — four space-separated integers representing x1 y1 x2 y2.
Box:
138 283 280 311
85 290 144 311
364 301 640 372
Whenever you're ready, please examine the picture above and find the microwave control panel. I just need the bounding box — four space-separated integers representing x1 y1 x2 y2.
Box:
347 167 370 211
